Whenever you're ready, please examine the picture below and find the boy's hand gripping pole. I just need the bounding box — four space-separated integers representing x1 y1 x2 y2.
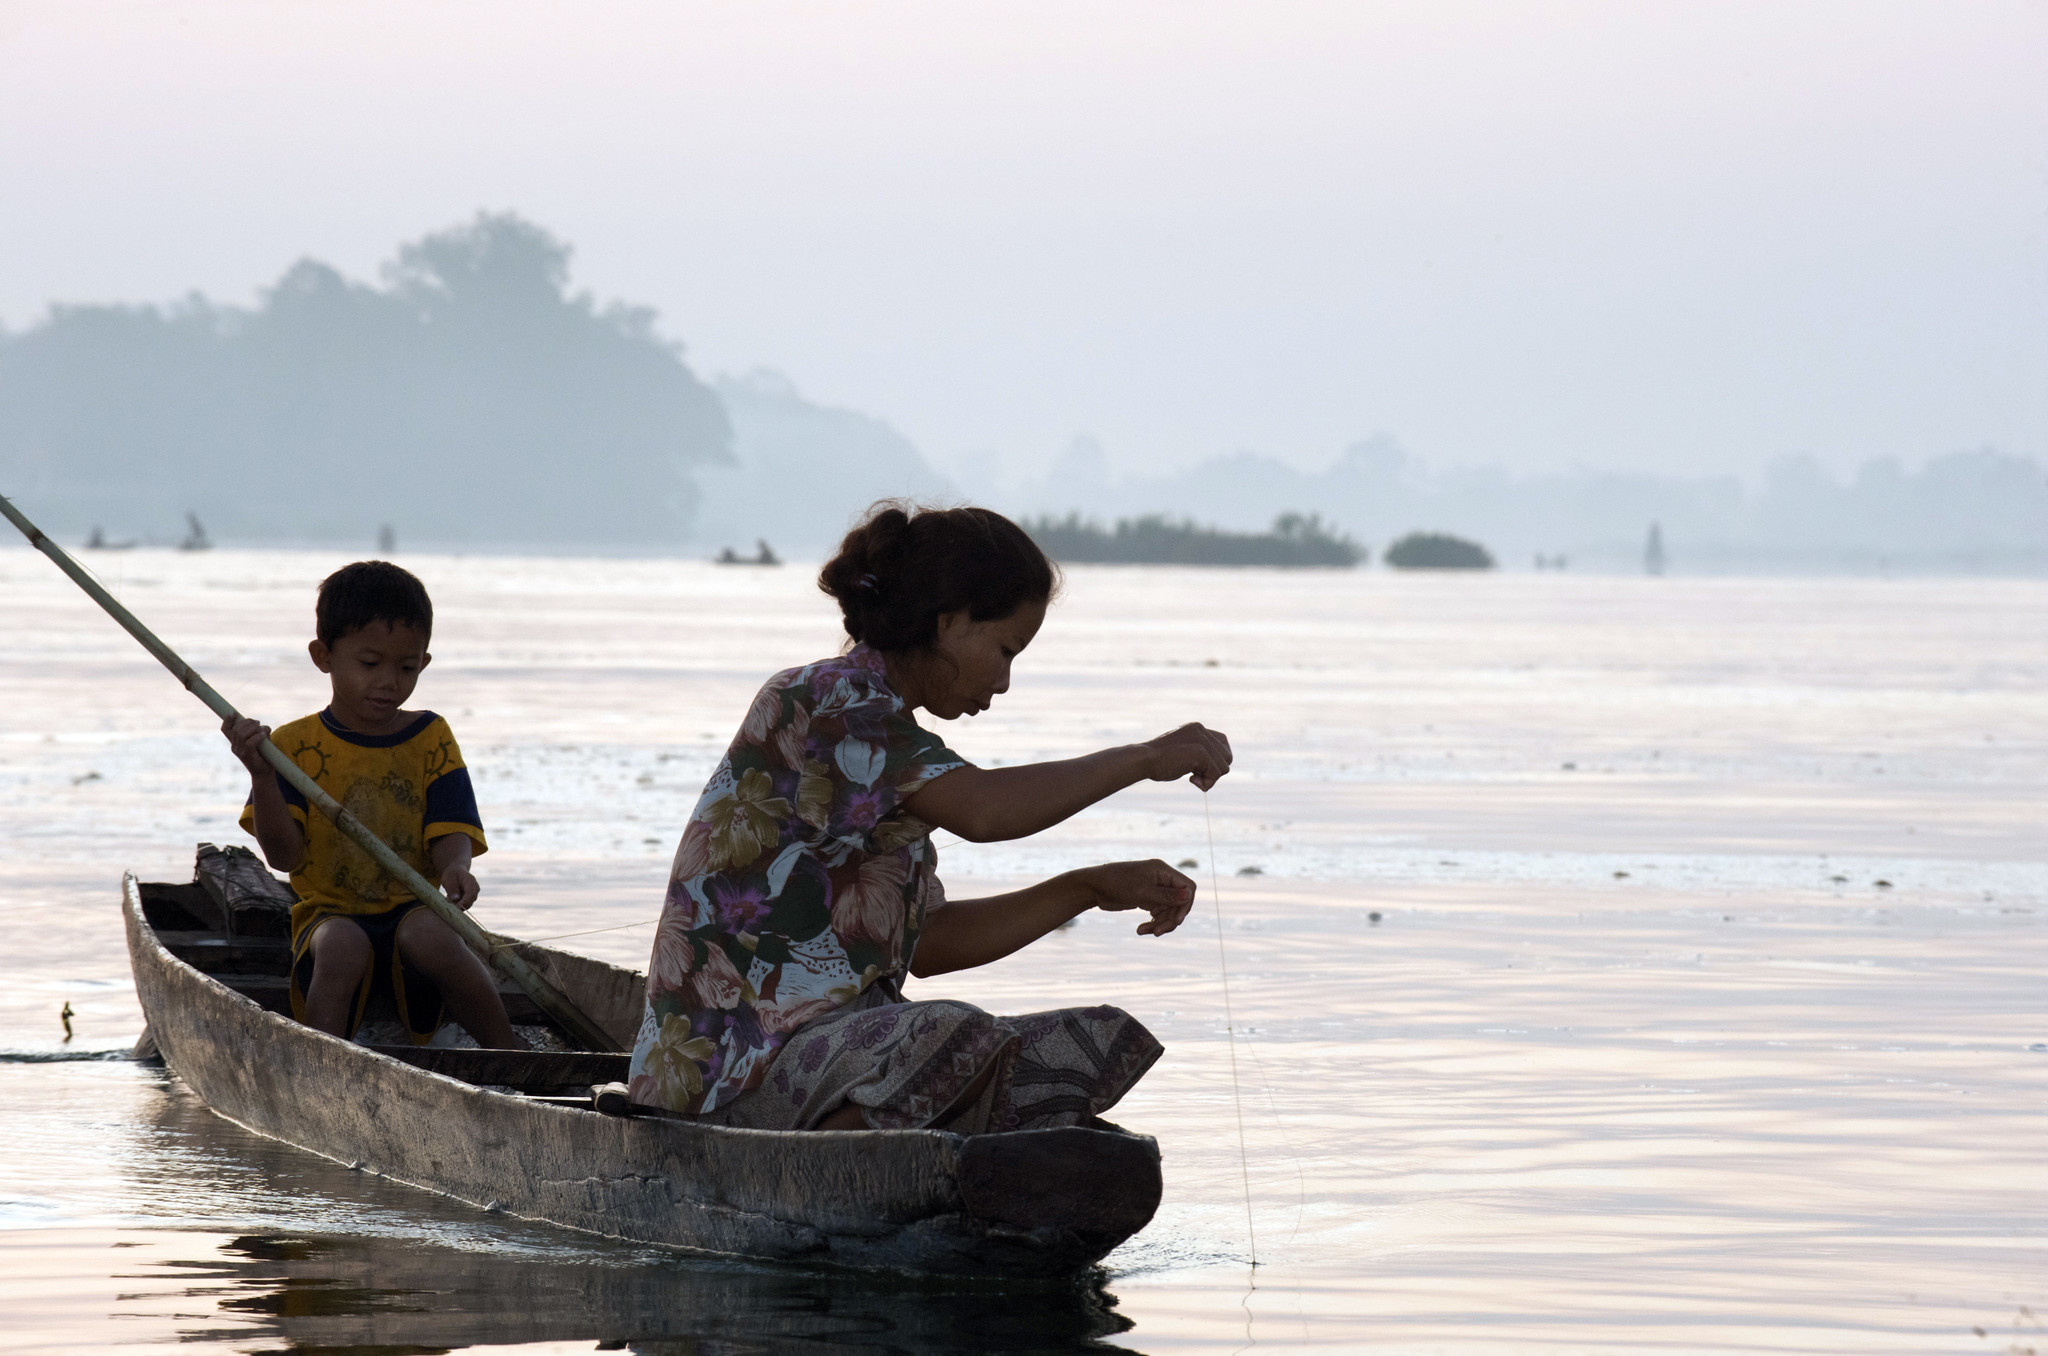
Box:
1 493 621 1053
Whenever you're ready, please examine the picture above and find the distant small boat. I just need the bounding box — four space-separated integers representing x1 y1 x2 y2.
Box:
84 526 136 551
178 512 213 552
124 847 1163 1276
716 539 781 566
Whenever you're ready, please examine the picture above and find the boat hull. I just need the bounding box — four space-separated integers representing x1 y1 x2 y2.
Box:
123 874 1161 1275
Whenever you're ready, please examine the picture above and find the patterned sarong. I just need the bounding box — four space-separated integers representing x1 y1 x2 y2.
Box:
695 986 1163 1133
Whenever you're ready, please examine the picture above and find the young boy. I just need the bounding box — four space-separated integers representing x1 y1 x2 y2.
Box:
222 560 519 1049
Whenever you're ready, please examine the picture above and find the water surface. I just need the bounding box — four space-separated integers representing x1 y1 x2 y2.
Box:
3 549 2043 1351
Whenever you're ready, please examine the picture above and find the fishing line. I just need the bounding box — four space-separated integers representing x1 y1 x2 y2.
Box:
489 918 653 951
1204 789 1258 1269
1235 1015 1311 1243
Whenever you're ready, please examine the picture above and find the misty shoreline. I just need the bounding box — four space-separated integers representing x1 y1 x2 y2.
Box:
18 540 2047 578
5 213 2043 575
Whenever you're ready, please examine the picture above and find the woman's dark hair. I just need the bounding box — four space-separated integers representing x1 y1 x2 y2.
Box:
316 560 433 647
819 502 1058 652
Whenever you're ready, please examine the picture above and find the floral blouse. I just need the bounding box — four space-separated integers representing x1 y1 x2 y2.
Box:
627 644 966 1114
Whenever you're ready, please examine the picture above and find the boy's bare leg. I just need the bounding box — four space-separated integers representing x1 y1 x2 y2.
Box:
395 909 524 1049
302 918 373 1038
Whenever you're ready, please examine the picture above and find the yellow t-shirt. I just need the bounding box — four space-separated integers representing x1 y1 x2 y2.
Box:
240 709 487 936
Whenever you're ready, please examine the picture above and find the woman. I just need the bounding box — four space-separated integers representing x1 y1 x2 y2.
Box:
628 502 1232 1133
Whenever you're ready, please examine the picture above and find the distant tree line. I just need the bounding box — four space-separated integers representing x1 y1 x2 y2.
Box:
1026 512 1363 567
0 214 730 547
1006 437 2048 573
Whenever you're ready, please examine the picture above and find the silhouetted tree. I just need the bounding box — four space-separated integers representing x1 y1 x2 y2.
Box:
0 213 730 546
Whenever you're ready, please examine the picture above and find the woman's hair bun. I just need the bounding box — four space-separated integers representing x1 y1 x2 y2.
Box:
819 501 1057 652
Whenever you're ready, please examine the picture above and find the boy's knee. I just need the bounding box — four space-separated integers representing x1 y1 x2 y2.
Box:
395 909 467 967
306 918 373 990
309 917 371 964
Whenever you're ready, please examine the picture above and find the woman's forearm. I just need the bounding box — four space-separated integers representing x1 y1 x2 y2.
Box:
910 873 1094 977
907 745 1153 843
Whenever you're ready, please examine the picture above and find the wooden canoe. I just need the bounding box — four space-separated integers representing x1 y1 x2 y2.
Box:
123 853 1163 1277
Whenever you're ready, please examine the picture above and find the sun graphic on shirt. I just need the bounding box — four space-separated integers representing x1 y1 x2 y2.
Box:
290 740 329 782
423 736 454 780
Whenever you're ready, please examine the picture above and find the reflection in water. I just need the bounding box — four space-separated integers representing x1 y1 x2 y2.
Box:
158 1231 1135 1353
113 1076 1136 1354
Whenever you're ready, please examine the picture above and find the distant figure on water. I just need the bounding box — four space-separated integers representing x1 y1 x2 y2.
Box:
630 502 1233 1132
1645 522 1667 576
715 539 781 566
377 523 397 553
220 561 519 1049
84 525 135 550
179 512 212 552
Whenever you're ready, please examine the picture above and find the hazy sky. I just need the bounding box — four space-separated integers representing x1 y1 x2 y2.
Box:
3 1 2043 482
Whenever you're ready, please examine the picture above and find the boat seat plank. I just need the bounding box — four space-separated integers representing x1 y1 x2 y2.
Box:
366 1045 629 1089
211 970 553 1025
160 931 291 973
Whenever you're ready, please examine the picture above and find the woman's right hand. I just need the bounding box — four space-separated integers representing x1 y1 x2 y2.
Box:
221 715 273 776
1078 859 1198 936
1140 723 1233 791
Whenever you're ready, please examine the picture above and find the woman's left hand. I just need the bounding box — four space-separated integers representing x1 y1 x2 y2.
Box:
1077 859 1197 936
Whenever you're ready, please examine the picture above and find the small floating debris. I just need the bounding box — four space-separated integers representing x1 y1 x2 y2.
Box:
1873 880 1894 889
1368 911 1382 925
72 770 102 785
1561 761 1577 771
1830 874 1849 884
1235 865 1263 877
1177 858 1199 869
1613 870 1630 879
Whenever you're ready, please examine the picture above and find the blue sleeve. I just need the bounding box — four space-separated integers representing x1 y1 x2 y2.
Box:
423 765 482 832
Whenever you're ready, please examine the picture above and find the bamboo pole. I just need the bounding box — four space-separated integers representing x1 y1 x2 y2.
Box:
2 494 621 1053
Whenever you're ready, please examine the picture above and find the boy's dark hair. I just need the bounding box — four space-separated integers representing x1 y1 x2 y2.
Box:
819 501 1058 653
316 561 433 648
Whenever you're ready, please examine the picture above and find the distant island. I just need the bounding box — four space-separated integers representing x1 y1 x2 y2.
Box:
1382 531 1494 570
1027 511 1363 567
